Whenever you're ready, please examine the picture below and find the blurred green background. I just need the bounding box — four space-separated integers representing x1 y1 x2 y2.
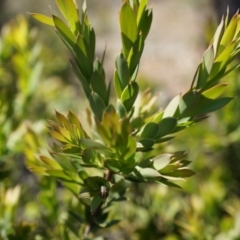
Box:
1 0 240 239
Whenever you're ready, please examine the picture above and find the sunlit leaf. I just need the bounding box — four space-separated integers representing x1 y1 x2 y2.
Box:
153 154 172 171
120 2 137 56
163 95 181 118
202 84 228 99
39 155 62 170
135 166 161 178
53 15 75 49
30 13 54 26
121 81 139 111
219 13 238 51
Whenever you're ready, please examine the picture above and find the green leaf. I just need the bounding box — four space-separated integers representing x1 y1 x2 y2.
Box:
67 111 84 136
159 164 180 174
131 117 145 129
115 53 130 90
191 97 233 115
50 131 69 143
153 154 172 171
124 136 137 160
140 122 159 139
91 195 103 213
30 13 54 26
127 33 144 76
203 45 214 74
121 81 139 111
28 166 46 175
114 70 123 98
209 40 236 80
80 139 108 150
197 46 214 88
155 136 175 143
65 0 80 35
89 92 106 121
156 117 177 138
158 178 182 188
86 176 110 190
137 0 148 25
105 160 121 173
75 35 93 78
162 169 196 178
179 91 200 117
137 8 152 41
82 149 95 163
39 156 62 170
163 95 181 118
89 27 96 62
55 111 71 129
117 99 127 118
120 2 137 56
46 169 81 183
53 15 75 50
59 127 71 141
220 13 238 51
139 138 155 148
213 17 224 56
135 166 161 179
91 71 108 105
201 84 228 99
56 0 68 21
70 60 91 97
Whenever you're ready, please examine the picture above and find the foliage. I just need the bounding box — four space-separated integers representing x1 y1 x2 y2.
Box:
1 0 240 239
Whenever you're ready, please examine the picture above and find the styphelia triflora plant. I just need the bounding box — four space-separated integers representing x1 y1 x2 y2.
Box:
29 0 240 237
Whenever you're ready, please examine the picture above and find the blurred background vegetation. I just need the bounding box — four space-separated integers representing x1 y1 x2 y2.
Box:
1 0 240 239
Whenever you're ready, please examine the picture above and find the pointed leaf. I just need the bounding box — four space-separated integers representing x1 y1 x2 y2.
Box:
153 154 172 171
30 13 54 26
115 53 130 89
140 122 159 139
120 2 137 45
192 97 233 115
89 92 106 121
91 71 108 105
50 131 69 143
117 99 127 118
71 60 91 97
114 70 123 98
121 82 139 111
39 155 62 169
163 95 181 118
105 160 121 173
135 166 161 178
213 17 224 56
53 15 75 49
156 117 177 138
139 138 155 148
162 169 196 178
91 195 103 213
179 91 200 117
220 13 238 50
137 8 152 40
202 84 228 99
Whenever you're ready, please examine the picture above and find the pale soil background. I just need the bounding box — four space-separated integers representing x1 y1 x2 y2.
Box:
2 0 217 98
